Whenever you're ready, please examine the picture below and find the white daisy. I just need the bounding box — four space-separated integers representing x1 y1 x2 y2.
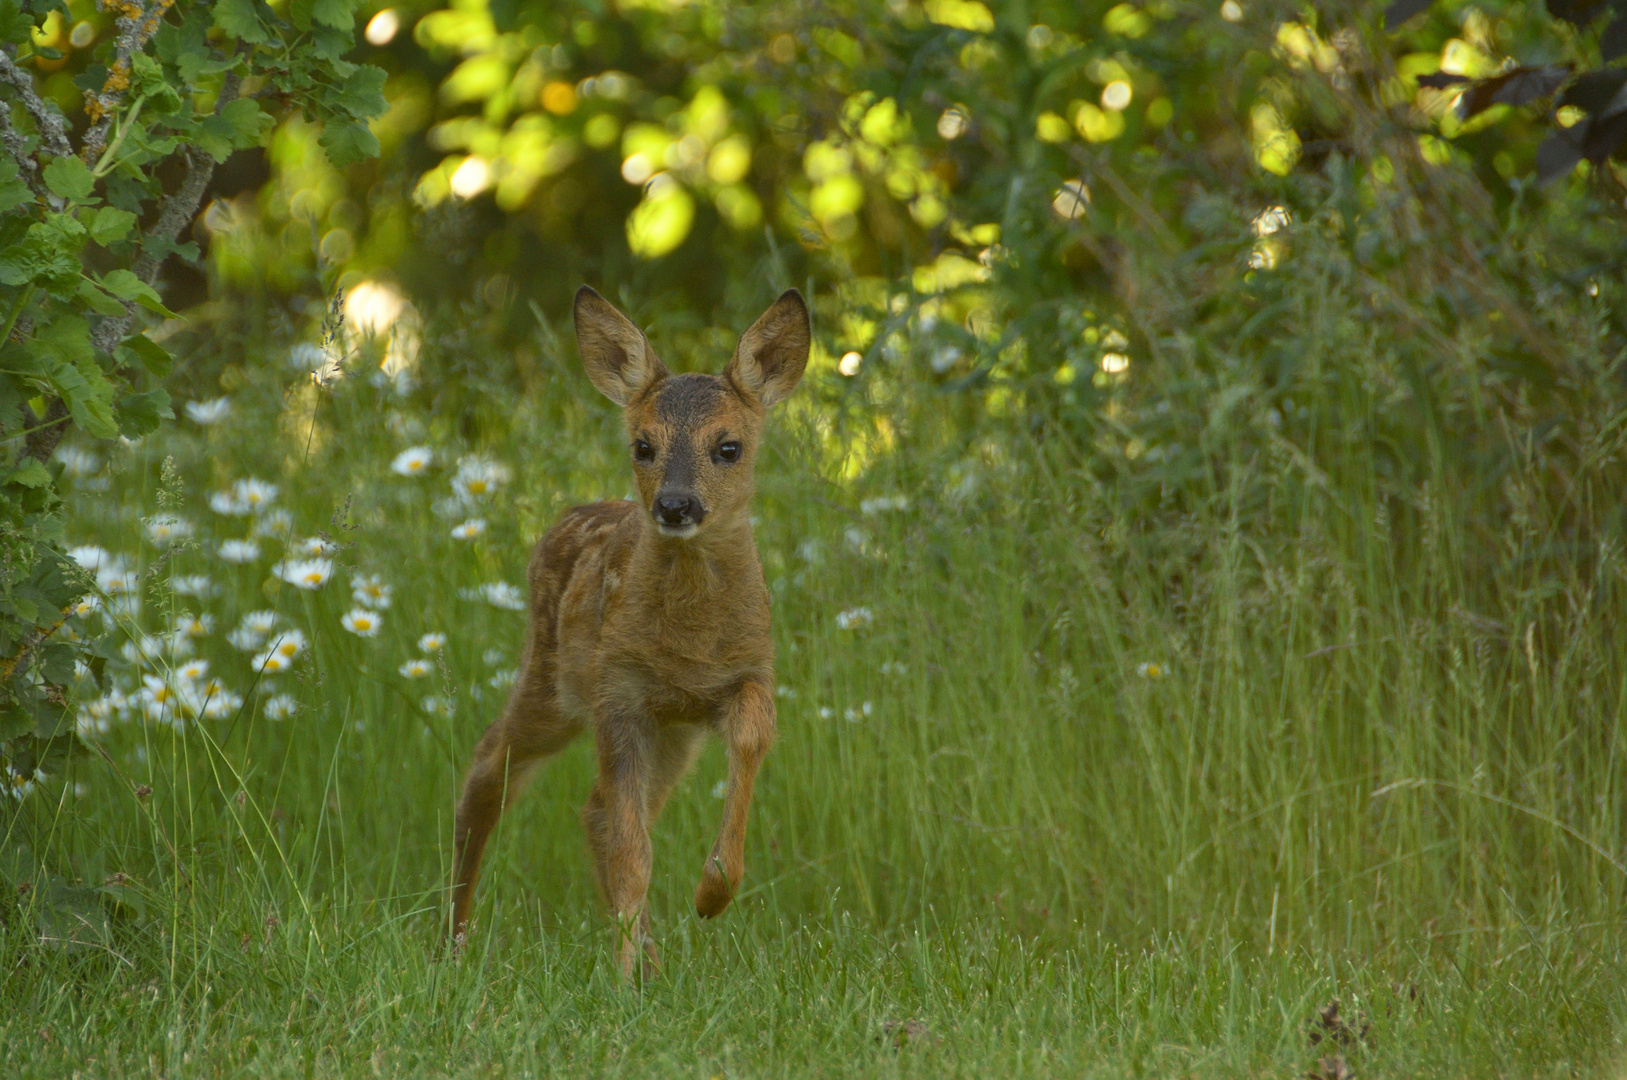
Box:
487 668 517 690
251 509 294 538
4 768 37 801
421 695 454 717
859 494 910 515
56 445 101 477
459 582 525 611
210 491 249 516
170 574 213 598
297 536 338 557
451 456 511 500
351 574 392 610
418 632 446 653
146 516 194 544
175 613 213 638
98 564 139 595
176 658 210 683
264 628 307 661
263 694 299 720
121 635 163 666
835 606 874 630
450 519 487 541
340 608 382 637
273 558 333 590
399 659 433 679
184 397 231 424
219 539 262 564
227 627 261 652
200 686 244 720
66 544 116 573
241 610 280 636
252 650 292 676
391 446 434 477
233 478 278 514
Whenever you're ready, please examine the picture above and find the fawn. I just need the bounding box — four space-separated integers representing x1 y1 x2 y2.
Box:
449 285 809 978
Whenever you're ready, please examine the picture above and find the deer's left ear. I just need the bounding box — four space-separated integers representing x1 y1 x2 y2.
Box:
726 289 810 408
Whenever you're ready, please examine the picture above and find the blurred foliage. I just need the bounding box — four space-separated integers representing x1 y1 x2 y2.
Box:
195 0 1627 592
0 0 383 791
10 0 1627 795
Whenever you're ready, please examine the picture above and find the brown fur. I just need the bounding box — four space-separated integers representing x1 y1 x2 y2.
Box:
449 286 809 979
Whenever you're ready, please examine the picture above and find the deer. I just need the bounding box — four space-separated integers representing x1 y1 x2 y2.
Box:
448 285 809 980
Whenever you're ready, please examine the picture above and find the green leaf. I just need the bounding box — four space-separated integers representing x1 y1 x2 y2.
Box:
312 0 359 30
221 98 275 144
0 229 80 293
288 0 313 32
212 0 271 43
115 387 171 437
5 459 50 489
318 120 380 168
25 317 118 439
332 65 389 121
198 99 275 161
0 0 31 45
42 157 94 203
117 334 173 378
76 277 128 316
0 156 31 215
87 206 137 246
25 314 91 366
99 269 178 318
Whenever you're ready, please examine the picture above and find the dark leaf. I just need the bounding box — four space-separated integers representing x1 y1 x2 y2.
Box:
1579 107 1627 160
117 334 173 378
1605 16 1627 60
115 388 172 438
1416 72 1469 89
1535 129 1584 184
1558 67 1627 115
1384 0 1433 30
1547 0 1610 26
1457 65 1571 119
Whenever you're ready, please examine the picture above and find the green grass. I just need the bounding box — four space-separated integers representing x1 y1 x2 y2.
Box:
3 329 1625 1078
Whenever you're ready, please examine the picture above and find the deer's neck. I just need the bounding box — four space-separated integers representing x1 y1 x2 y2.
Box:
631 515 758 600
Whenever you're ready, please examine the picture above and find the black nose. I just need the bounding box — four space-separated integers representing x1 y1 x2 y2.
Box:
654 494 704 527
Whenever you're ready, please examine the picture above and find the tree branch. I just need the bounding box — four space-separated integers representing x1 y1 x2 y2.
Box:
80 0 176 164
0 48 72 159
88 65 245 357
0 100 43 195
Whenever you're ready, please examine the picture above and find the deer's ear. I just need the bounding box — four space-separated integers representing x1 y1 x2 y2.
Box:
726 289 809 408
574 286 668 405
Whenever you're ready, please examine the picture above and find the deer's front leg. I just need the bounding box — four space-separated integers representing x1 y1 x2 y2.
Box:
696 681 775 918
582 716 655 981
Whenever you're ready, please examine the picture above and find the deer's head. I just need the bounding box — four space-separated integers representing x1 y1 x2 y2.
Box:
574 286 809 539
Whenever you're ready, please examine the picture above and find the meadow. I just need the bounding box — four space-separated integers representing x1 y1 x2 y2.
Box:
2 273 1624 1078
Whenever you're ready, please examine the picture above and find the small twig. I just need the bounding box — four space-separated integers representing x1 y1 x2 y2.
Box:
0 48 72 159
81 0 176 164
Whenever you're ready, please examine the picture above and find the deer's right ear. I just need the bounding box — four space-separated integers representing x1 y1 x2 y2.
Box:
574 286 669 405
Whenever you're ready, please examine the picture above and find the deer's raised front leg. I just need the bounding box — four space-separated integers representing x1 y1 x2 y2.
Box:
696 680 775 918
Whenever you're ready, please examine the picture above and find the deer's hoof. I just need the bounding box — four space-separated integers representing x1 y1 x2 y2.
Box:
694 864 736 918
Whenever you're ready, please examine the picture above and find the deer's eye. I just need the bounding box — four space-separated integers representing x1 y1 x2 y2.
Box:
716 440 742 463
633 439 655 463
